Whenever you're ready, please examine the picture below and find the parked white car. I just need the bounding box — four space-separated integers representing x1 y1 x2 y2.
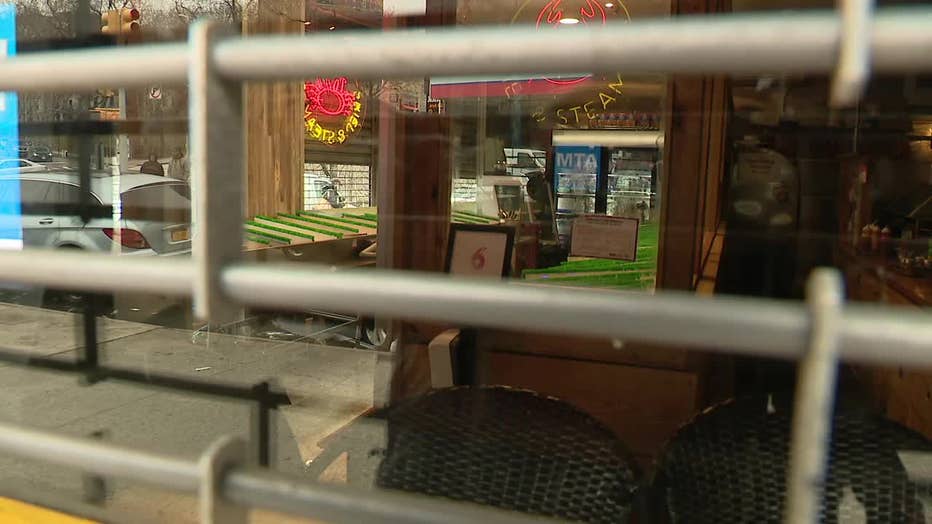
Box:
0 158 48 174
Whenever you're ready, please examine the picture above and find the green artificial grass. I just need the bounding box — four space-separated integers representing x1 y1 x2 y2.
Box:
343 213 378 224
522 222 659 290
279 213 358 233
246 235 271 245
259 214 344 239
300 211 373 229
245 228 290 244
453 210 499 222
245 220 314 241
452 214 491 225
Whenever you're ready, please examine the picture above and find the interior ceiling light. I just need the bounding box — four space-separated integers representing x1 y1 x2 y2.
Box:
605 2 614 7
559 17 580 24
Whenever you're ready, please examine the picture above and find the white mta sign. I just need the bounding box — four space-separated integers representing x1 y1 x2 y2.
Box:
555 146 601 174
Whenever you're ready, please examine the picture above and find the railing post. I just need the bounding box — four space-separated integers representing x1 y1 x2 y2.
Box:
199 436 248 524
831 0 874 107
189 20 245 325
784 268 844 524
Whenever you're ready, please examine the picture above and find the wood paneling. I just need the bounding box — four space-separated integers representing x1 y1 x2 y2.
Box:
843 256 932 439
480 331 695 370
385 114 453 273
658 0 730 291
243 0 305 217
485 352 700 461
384 113 454 402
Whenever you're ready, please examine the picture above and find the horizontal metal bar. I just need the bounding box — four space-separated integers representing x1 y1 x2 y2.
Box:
225 469 560 524
3 8 932 93
214 8 932 82
0 249 192 297
0 250 928 367
0 420 558 523
223 263 932 366
0 43 188 92
0 421 200 491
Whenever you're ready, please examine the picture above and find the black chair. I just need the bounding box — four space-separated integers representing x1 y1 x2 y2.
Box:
311 386 640 523
652 394 932 523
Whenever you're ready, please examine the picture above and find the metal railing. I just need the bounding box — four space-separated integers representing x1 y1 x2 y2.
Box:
0 4 928 524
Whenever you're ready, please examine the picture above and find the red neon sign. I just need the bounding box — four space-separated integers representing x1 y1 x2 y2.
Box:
535 0 609 85
304 77 364 146
536 0 606 28
305 77 357 117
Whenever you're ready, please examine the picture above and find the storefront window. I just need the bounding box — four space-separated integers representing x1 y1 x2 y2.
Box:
0 0 928 522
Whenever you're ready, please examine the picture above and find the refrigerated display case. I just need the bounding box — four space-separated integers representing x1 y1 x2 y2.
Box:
608 147 658 221
552 134 660 246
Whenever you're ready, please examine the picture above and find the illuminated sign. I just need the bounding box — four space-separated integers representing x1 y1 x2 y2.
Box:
510 0 629 86
532 73 624 125
304 77 363 146
537 0 606 29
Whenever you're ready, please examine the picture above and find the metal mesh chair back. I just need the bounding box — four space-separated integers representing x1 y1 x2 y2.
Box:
374 386 639 523
654 395 932 523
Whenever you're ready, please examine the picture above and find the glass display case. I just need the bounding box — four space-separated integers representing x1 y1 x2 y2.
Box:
553 143 658 245
608 148 657 221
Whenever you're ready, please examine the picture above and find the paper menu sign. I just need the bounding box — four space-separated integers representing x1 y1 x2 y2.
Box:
570 215 639 261
448 230 510 278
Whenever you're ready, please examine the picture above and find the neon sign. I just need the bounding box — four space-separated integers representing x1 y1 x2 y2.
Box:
537 0 606 29
304 77 364 146
511 0 629 86
532 73 624 125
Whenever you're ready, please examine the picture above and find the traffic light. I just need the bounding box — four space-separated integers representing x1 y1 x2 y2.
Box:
101 8 140 42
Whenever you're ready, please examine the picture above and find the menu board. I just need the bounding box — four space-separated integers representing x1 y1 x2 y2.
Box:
570 215 639 261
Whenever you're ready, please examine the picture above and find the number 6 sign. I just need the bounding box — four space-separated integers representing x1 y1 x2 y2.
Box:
446 224 515 278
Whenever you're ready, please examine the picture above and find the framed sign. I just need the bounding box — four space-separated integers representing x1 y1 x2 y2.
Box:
570 215 639 261
445 224 515 278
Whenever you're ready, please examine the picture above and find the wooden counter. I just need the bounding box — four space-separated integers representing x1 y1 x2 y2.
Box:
837 244 931 306
836 244 932 440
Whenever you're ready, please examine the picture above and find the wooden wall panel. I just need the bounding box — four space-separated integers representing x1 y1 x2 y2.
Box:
243 0 305 217
384 113 454 402
658 76 707 290
658 0 730 291
485 352 700 462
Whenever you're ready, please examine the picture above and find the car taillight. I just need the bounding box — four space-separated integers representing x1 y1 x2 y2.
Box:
103 228 150 249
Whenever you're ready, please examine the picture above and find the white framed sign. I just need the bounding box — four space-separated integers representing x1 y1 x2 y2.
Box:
445 224 515 278
570 215 639 261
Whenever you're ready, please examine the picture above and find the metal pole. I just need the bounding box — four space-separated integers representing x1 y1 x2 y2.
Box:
189 20 245 325
211 9 932 81
830 0 874 107
0 248 192 296
223 469 562 524
2 10 932 92
0 421 557 523
118 87 128 173
784 269 844 524
0 249 928 366
0 44 188 92
221 262 932 366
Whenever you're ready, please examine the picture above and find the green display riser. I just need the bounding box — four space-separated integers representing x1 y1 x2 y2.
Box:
254 215 344 239
245 221 314 241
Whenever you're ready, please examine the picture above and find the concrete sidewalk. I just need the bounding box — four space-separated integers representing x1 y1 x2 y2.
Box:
0 303 377 523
